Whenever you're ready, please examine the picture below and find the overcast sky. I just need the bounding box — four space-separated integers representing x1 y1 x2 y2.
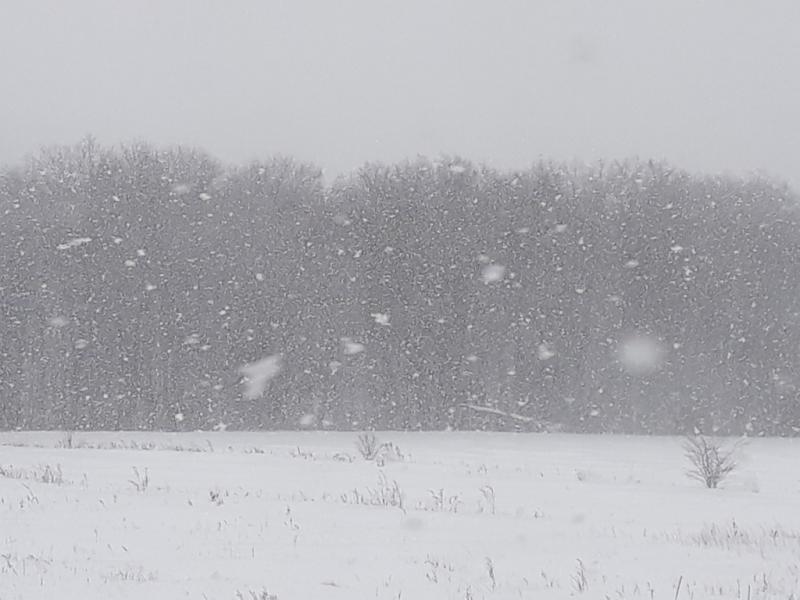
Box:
1 0 798 187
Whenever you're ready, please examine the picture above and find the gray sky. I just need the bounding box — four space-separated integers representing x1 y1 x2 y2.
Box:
2 0 799 187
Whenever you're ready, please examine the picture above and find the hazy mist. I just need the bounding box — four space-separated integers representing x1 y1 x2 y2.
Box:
2 0 798 185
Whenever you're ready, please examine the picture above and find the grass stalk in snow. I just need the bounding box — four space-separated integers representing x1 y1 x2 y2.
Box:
0 463 65 485
128 466 150 492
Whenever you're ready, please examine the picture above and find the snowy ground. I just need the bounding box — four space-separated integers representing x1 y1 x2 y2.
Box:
1 431 799 599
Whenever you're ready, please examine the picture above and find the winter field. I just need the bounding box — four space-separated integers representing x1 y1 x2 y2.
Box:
1 432 799 600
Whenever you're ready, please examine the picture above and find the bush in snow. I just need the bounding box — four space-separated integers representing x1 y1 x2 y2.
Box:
128 466 150 492
0 463 65 485
355 432 382 460
340 471 405 512
235 589 277 600
56 431 75 449
354 433 404 464
683 435 738 488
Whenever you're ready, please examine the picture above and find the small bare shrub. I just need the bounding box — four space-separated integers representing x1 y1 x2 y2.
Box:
0 464 65 485
0 465 25 480
128 467 150 492
235 589 277 600
684 435 739 488
56 431 75 449
424 555 455 584
290 446 315 460
161 443 211 453
689 520 800 551
354 433 404 464
571 559 588 593
478 485 496 515
19 483 40 507
39 464 64 484
101 567 158 583
341 472 405 511
370 472 405 510
96 440 157 451
485 557 496 590
376 441 405 465
426 488 462 513
355 432 382 460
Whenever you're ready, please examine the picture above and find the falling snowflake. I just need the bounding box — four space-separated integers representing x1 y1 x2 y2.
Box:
341 338 365 355
618 334 665 374
56 237 92 251
238 355 282 400
48 316 68 328
538 343 556 360
332 214 351 226
481 264 506 284
371 312 390 326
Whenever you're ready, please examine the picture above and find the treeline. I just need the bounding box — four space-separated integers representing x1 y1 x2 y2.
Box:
1 139 798 434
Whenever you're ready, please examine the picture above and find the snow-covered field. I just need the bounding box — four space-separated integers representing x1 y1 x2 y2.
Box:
1 431 799 599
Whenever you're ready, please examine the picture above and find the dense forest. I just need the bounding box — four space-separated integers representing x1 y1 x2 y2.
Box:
1 139 798 435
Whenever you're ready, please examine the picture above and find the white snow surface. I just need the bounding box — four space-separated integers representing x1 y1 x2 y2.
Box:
0 431 798 599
